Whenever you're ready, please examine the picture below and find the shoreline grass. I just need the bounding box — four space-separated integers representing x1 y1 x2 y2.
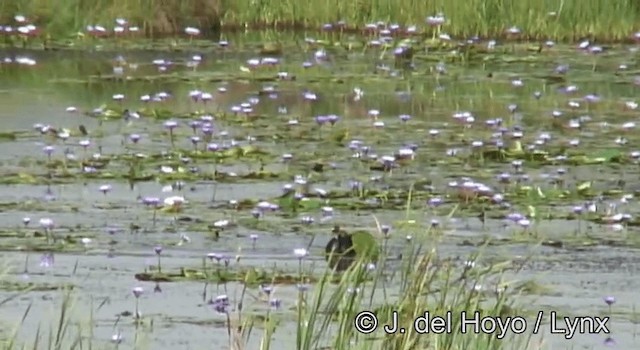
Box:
0 0 639 42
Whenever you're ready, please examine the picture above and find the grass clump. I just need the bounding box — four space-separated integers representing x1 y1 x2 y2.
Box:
280 238 535 350
0 0 639 41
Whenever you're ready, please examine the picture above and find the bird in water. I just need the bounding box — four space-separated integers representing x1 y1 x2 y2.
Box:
325 225 357 272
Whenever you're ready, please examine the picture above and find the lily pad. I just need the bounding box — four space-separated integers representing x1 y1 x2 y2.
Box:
134 267 319 286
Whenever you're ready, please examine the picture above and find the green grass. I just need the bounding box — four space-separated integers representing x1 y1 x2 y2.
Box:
0 0 639 41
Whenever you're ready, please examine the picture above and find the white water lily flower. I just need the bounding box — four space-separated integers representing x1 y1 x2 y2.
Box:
111 331 123 344
164 196 185 207
293 248 308 258
213 219 229 228
39 218 54 229
256 201 271 210
517 218 531 227
160 165 174 174
185 27 200 36
396 148 414 158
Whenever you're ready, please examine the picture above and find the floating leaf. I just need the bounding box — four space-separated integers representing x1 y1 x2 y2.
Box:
592 149 622 162
577 181 592 195
299 198 323 211
0 132 17 141
508 140 524 155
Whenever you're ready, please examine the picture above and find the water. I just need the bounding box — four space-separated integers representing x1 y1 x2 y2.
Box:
1 32 639 349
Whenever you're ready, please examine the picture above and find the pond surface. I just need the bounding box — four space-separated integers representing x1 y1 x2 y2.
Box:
0 32 639 349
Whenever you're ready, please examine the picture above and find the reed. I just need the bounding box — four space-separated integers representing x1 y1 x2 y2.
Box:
0 0 638 41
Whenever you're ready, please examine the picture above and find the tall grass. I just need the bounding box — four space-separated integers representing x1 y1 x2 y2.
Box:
0 0 638 41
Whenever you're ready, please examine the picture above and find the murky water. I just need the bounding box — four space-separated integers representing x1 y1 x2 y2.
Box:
1 32 640 349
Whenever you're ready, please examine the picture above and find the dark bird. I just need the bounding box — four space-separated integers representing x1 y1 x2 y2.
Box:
325 225 357 272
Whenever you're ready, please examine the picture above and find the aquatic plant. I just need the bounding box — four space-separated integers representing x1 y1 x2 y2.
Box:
3 15 640 349
132 286 143 319
154 246 163 273
604 295 615 315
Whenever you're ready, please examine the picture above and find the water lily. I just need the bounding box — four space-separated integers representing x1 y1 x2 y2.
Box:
132 286 143 318
293 248 308 259
110 331 123 344
426 14 445 26
213 219 229 229
99 184 112 195
40 253 54 268
250 234 258 249
164 196 186 212
154 246 163 272
211 294 230 314
185 27 200 37
260 284 273 296
269 298 282 309
39 218 54 244
300 216 314 225
207 253 225 263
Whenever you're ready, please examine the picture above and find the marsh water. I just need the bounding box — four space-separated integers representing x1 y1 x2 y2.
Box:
1 31 640 349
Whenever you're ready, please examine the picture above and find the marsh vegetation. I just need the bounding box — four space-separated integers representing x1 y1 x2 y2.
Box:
0 7 639 350
1 0 640 39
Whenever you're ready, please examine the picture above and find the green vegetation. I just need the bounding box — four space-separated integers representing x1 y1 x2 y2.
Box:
0 0 639 41
0 8 636 346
